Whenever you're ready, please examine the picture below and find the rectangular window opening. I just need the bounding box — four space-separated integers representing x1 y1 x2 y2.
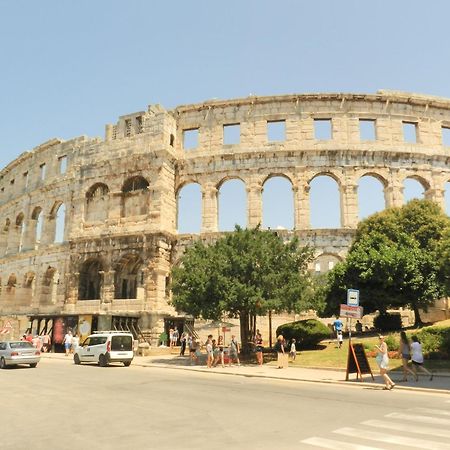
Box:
136 116 143 134
58 156 67 174
125 119 132 137
10 179 14 185
314 262 321 273
314 119 332 140
223 123 240 145
183 128 199 150
359 119 376 141
23 172 28 188
328 261 335 270
267 120 286 142
40 163 46 181
403 122 417 143
442 126 450 146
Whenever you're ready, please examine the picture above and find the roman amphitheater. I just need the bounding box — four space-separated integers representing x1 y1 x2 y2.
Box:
0 90 449 346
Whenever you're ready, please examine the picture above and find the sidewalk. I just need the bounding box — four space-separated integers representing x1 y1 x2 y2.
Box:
42 352 450 394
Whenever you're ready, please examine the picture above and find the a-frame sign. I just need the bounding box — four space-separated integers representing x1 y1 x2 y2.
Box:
346 342 374 382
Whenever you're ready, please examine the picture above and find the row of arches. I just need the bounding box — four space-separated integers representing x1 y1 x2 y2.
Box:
177 174 450 233
78 254 144 301
0 202 66 256
1 267 60 306
85 176 150 221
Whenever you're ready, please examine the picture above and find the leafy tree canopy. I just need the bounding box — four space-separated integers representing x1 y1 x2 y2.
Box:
171 226 316 351
321 200 450 325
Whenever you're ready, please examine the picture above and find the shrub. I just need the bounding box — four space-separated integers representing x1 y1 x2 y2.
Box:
384 334 398 351
276 319 330 349
415 326 450 357
374 313 402 332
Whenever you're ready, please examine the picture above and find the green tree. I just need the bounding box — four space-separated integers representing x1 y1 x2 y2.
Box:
322 200 450 326
171 226 316 352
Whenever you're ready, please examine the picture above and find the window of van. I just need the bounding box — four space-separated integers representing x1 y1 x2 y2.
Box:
111 335 133 351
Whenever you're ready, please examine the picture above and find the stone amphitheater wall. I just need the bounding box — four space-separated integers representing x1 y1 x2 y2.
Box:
0 91 449 341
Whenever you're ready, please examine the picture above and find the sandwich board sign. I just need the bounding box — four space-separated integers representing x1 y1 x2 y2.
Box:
347 289 359 307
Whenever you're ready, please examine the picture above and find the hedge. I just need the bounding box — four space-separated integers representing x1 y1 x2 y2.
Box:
415 325 450 358
276 319 330 349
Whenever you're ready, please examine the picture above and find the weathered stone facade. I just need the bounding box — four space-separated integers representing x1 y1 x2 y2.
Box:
1 91 449 341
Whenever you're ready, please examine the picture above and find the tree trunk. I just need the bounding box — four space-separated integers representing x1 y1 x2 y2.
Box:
239 310 252 355
412 304 424 328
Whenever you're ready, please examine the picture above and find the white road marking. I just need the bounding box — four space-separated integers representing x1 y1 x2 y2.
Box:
301 437 383 450
362 419 450 439
386 412 450 426
412 407 450 416
334 426 450 450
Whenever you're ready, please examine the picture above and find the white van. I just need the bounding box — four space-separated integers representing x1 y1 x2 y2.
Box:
73 331 134 367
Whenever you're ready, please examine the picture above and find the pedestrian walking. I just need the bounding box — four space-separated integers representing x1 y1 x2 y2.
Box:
213 335 225 367
410 335 433 381
63 330 73 356
228 335 240 366
333 316 343 339
398 331 415 382
276 335 288 369
71 334 80 353
179 331 188 356
254 333 263 366
189 337 198 365
375 335 395 390
289 338 296 361
206 335 213 368
42 333 51 353
337 330 343 349
171 327 179 348
169 328 174 348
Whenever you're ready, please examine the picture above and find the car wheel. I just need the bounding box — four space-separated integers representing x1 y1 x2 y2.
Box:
74 354 81 365
123 361 131 367
98 354 108 367
29 363 38 368
0 357 6 369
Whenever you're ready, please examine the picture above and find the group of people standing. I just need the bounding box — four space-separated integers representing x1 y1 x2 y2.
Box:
63 330 80 356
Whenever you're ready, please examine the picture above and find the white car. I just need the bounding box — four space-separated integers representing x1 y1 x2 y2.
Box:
73 332 134 367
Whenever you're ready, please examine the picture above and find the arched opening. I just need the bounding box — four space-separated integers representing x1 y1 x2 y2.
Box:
121 176 149 217
177 182 202 233
0 219 10 256
31 207 44 244
358 175 385 220
6 274 17 292
15 213 25 252
50 202 66 243
40 267 59 305
262 176 294 230
445 180 450 216
23 272 35 288
403 177 425 203
218 178 246 231
78 259 104 300
86 183 110 222
114 254 143 299
309 175 341 228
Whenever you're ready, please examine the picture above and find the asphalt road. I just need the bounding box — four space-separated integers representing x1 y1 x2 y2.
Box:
2 358 450 450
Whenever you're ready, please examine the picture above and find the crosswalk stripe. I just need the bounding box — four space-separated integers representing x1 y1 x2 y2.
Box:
334 427 450 449
301 437 383 450
386 412 450 426
412 407 450 416
362 419 450 439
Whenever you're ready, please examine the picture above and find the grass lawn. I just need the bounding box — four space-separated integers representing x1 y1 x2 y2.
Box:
266 333 450 373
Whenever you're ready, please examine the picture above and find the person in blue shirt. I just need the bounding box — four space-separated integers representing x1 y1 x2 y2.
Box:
333 316 343 339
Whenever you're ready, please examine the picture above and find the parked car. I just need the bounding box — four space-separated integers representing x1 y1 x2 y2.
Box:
73 331 134 367
0 341 41 368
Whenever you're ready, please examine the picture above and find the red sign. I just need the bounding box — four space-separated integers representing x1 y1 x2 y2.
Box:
222 327 231 332
340 304 363 319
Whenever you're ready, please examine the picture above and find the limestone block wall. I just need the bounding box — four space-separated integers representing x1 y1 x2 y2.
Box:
0 91 449 335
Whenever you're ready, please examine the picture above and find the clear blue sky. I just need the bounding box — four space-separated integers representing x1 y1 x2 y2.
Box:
1 0 449 230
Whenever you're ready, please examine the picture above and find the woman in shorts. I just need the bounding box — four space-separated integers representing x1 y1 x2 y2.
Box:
375 335 395 390
255 333 263 366
398 331 415 382
410 335 433 381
